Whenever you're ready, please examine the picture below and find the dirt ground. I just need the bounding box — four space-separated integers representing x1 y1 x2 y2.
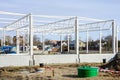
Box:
0 63 120 80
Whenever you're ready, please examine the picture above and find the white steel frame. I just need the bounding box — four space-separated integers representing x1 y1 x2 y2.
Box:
0 11 118 64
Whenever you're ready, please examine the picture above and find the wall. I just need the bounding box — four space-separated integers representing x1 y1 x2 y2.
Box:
34 54 115 65
34 54 77 65
0 54 115 67
0 54 30 67
79 54 115 62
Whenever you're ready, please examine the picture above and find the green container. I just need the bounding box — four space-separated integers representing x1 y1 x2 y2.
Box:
77 66 98 77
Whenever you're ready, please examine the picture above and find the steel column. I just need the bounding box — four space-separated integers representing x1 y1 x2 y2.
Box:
16 30 19 54
29 14 33 56
116 25 118 53
99 27 102 54
29 14 34 66
23 34 25 52
86 30 88 53
3 28 5 46
42 32 45 52
75 17 79 62
112 21 116 54
68 34 70 53
60 34 62 53
27 29 29 53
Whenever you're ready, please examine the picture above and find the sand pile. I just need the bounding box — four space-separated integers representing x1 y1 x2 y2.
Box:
101 53 120 71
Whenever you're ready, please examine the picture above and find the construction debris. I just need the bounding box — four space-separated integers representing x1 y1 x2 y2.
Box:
101 53 120 71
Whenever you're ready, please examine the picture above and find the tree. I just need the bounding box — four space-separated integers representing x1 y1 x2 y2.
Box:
104 35 112 41
45 38 50 45
64 34 72 41
33 35 40 46
23 33 30 46
13 36 16 46
88 36 93 42
88 36 93 46
12 36 24 46
19 36 23 46
104 35 112 50
5 36 12 45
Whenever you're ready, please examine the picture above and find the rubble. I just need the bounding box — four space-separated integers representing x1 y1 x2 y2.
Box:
101 53 120 71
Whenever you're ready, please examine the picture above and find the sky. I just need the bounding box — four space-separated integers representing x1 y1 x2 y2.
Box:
0 0 120 40
0 0 120 19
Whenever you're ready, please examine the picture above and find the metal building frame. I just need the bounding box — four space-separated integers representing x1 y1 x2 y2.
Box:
0 11 118 64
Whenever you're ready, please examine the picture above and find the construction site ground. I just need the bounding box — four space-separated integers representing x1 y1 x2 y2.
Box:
0 63 120 80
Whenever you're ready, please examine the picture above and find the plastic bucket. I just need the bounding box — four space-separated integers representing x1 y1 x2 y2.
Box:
103 59 106 63
39 63 44 67
77 66 98 77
